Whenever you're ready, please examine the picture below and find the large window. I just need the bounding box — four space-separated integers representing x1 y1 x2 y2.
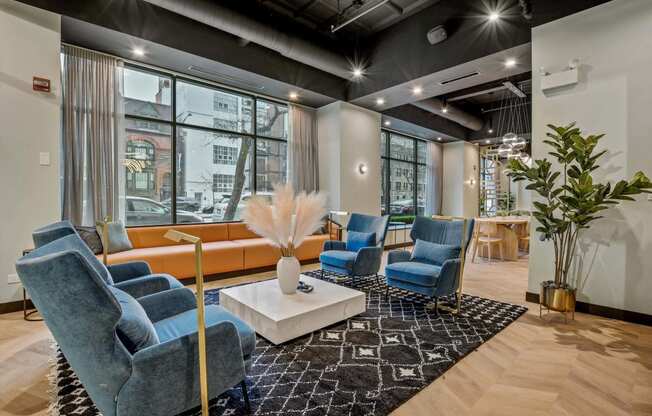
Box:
380 131 426 218
122 66 288 226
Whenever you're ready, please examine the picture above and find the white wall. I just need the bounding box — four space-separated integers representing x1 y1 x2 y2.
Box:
0 1 61 304
530 0 652 314
442 141 479 218
317 101 381 216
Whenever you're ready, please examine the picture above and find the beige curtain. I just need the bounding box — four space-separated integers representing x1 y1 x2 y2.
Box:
62 45 123 226
425 140 443 215
288 104 319 192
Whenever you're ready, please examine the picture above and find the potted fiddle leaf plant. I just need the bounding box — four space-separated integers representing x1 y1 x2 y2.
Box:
507 123 652 317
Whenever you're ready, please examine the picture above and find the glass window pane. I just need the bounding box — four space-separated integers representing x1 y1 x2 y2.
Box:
256 100 288 139
417 165 426 216
176 127 253 222
389 134 414 161
256 139 287 193
380 131 387 157
389 161 414 216
176 81 253 133
124 68 172 121
417 140 426 164
122 118 172 226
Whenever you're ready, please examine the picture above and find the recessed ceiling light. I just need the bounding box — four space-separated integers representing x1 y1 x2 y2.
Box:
488 12 500 22
441 106 448 114
376 98 385 106
488 128 494 134
289 92 299 100
437 137 442 141
384 120 391 126
352 67 364 78
412 86 423 95
132 47 145 57
505 58 517 68
485 139 491 144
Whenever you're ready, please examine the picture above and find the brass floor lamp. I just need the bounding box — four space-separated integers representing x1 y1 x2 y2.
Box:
96 216 111 266
164 230 209 416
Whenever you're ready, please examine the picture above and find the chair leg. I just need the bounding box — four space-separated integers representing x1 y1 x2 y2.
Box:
433 297 439 317
488 243 492 263
241 380 251 413
499 242 504 261
472 233 479 263
385 286 389 301
375 273 380 285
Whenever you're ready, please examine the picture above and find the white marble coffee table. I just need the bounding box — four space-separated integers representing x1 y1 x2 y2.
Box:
220 275 366 345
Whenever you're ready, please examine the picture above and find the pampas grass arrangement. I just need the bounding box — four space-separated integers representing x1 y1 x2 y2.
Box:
242 183 327 257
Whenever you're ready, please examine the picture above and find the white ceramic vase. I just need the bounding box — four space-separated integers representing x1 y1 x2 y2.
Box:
277 256 300 294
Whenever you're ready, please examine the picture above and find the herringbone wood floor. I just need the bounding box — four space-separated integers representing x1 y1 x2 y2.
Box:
2 254 651 416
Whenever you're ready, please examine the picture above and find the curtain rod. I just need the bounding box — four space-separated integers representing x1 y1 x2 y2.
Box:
61 41 315 110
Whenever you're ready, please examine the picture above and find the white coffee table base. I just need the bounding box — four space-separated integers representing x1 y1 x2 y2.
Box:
220 275 366 345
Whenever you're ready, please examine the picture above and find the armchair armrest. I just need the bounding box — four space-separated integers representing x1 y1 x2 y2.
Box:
120 321 246 415
324 240 346 251
137 288 197 322
353 246 383 276
114 275 172 299
108 261 152 283
434 258 461 297
388 250 411 265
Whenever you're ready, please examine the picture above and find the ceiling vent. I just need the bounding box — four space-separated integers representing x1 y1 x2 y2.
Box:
438 71 480 86
187 66 266 91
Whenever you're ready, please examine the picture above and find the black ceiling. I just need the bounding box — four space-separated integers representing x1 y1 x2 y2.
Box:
17 0 611 141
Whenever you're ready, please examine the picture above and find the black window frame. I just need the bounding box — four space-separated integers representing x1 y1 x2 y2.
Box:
381 129 427 218
123 63 289 226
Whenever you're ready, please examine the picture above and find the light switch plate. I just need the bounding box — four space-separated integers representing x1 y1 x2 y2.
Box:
39 152 50 166
7 273 20 284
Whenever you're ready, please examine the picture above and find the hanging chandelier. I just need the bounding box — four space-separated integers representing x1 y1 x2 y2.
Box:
493 80 531 164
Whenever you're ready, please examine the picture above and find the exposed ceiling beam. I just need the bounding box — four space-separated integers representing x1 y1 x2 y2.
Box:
294 0 320 17
447 85 507 102
503 81 527 98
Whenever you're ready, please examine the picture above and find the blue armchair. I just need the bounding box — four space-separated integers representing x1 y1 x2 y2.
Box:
32 221 183 298
385 216 475 314
319 213 390 282
16 237 255 416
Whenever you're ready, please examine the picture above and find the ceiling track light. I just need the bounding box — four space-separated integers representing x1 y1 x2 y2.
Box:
376 98 385 106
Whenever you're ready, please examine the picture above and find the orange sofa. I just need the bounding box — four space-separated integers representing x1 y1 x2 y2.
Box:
104 223 332 280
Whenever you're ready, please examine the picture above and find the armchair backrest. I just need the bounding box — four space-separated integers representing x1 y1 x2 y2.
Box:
347 213 390 247
410 216 475 252
32 220 78 248
16 241 132 416
28 234 114 285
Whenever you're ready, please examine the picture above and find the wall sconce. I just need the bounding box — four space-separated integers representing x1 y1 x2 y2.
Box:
358 163 368 174
467 177 476 186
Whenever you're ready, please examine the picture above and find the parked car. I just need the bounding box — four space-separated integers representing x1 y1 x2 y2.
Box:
126 196 203 226
161 197 201 212
389 199 425 215
213 192 273 221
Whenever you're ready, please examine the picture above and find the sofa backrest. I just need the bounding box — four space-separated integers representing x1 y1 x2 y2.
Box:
32 220 78 248
227 222 259 240
127 223 230 248
16 246 132 416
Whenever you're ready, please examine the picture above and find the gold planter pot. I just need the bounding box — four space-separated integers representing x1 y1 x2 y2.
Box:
539 282 575 323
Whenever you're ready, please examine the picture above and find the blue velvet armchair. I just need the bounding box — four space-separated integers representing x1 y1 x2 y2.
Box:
32 221 183 298
319 213 390 282
385 216 475 314
16 237 255 416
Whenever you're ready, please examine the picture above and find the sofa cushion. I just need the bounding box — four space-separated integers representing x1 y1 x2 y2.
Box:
411 240 460 266
228 223 260 240
109 287 159 353
97 221 133 254
385 262 442 287
346 231 376 252
154 305 256 358
232 238 281 269
75 226 104 254
320 250 356 270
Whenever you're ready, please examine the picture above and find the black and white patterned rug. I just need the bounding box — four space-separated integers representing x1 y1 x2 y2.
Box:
50 270 527 416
